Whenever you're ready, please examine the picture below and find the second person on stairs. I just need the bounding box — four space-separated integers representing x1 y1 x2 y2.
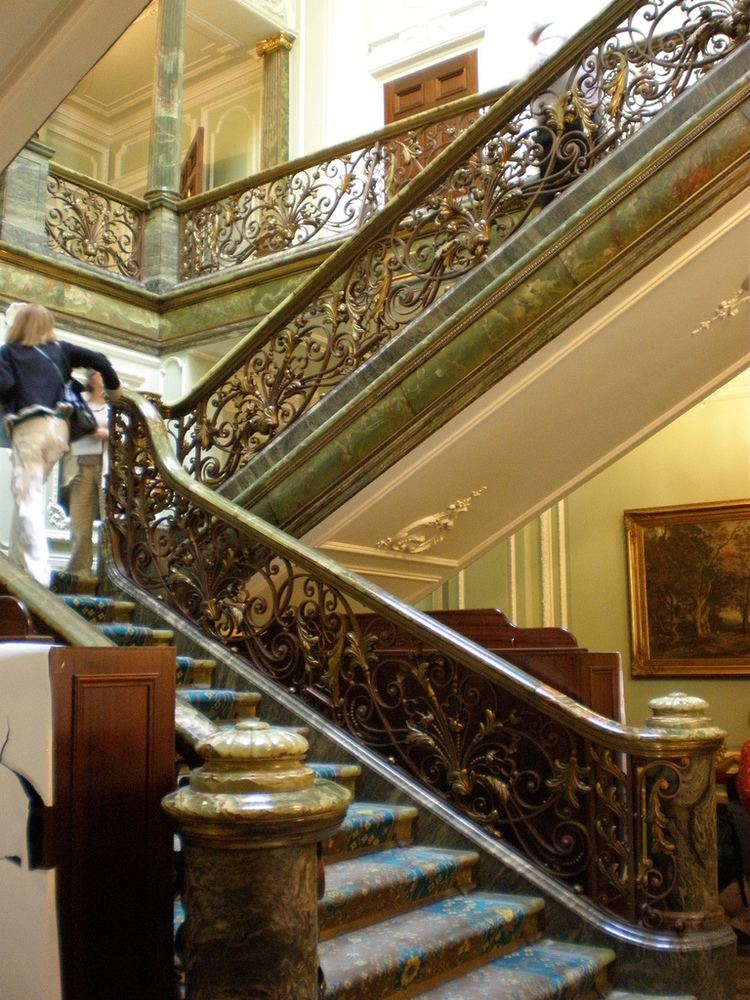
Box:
64 369 111 577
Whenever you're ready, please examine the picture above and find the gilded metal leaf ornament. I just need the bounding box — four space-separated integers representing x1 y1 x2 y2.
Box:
648 778 677 857
547 756 592 809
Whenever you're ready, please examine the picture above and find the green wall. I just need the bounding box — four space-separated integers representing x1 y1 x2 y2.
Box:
434 370 750 745
566 372 750 742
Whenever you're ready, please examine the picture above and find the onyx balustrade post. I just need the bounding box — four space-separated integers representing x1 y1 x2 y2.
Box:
0 138 54 254
643 692 726 932
163 718 351 999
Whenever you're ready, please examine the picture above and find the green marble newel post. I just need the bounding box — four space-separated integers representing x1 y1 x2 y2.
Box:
163 719 350 999
143 0 186 291
257 32 294 169
645 692 726 933
0 139 55 253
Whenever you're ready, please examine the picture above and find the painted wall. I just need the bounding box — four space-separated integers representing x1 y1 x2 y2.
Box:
435 370 750 746
566 372 750 743
292 0 609 155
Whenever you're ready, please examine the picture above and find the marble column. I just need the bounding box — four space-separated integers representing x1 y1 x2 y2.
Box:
163 719 350 1000
256 32 294 169
142 0 186 292
0 138 55 254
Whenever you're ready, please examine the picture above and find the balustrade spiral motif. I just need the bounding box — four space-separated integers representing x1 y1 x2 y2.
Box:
167 0 749 486
46 172 143 278
179 104 491 279
108 401 723 930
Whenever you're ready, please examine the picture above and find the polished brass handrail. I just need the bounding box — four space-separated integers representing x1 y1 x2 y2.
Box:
159 0 749 488
109 387 726 932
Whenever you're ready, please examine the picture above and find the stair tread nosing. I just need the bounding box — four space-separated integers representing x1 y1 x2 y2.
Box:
97 623 174 645
178 688 261 720
323 802 419 859
411 937 615 999
62 594 135 622
320 892 544 999
320 845 479 936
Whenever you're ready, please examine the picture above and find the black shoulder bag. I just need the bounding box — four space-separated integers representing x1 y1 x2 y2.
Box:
33 346 98 442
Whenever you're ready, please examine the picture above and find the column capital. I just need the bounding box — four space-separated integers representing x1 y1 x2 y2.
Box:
256 30 295 58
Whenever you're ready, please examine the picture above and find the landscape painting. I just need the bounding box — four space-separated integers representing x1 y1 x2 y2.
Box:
625 500 750 676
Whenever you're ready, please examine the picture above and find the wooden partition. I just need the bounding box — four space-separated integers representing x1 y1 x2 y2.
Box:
50 646 176 1000
356 609 623 722
427 610 624 722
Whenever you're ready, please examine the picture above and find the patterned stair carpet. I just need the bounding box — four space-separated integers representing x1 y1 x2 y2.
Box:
51 570 697 1000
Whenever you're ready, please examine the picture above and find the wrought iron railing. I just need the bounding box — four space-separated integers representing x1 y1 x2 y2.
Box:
160 0 749 488
46 165 145 278
108 389 725 932
179 88 506 279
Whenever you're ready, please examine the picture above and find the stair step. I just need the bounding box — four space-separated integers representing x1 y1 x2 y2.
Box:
50 570 98 595
607 993 696 1000
320 892 544 999
97 624 174 646
62 594 135 623
175 656 216 688
323 802 419 861
178 688 261 721
310 762 362 796
412 937 615 999
320 846 478 939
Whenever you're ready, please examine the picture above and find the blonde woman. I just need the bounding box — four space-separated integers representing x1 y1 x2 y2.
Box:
0 303 120 586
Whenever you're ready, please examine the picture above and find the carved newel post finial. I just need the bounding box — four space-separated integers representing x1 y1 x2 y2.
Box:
163 719 351 999
644 692 726 933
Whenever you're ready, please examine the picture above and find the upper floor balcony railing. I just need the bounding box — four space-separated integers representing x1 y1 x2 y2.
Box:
179 87 506 280
30 0 750 493
46 164 146 279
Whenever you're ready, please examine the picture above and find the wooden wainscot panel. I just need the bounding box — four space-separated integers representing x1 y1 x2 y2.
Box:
50 646 176 1000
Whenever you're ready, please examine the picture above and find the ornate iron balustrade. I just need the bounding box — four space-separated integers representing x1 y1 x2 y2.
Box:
163 0 749 487
179 92 504 280
46 166 145 279
109 390 725 932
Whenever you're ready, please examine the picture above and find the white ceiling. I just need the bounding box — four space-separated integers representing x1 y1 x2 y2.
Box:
0 0 151 172
0 0 290 170
69 0 285 119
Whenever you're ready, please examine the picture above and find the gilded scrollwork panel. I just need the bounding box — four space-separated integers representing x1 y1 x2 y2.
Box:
109 404 724 930
168 0 749 487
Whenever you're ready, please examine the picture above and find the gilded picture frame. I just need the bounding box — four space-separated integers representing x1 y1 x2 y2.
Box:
625 499 750 677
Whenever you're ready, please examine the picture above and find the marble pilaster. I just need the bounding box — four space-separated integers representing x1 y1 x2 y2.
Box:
0 139 55 253
257 32 294 169
143 0 186 291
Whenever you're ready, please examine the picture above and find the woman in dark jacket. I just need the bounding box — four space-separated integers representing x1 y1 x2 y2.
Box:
0 302 120 586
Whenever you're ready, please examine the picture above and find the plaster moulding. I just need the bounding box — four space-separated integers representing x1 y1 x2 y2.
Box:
367 0 487 81
243 0 296 34
376 487 487 554
690 277 750 337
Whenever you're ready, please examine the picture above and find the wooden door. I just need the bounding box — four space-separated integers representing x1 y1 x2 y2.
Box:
180 127 204 199
384 51 478 124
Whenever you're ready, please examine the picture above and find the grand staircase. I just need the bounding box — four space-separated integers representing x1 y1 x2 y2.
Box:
33 567 695 999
